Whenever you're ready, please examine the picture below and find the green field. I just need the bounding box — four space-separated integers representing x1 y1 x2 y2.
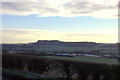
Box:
42 56 118 65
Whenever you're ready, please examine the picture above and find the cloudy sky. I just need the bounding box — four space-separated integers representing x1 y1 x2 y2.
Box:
1 0 119 43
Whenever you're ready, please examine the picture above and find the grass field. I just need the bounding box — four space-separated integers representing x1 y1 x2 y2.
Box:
42 56 118 65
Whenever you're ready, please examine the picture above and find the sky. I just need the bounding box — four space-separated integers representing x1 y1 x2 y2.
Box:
1 0 119 43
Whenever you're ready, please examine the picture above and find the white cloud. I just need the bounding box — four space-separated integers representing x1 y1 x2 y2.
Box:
1 0 119 19
1 28 118 43
2 28 66 43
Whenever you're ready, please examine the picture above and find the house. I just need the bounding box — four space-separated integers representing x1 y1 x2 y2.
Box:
46 53 53 56
56 53 69 56
84 54 101 57
55 53 76 57
103 54 112 58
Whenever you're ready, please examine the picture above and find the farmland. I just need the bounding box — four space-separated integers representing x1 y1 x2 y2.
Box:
41 56 118 65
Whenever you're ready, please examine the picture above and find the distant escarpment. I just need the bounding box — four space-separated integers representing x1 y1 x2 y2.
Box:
33 40 98 47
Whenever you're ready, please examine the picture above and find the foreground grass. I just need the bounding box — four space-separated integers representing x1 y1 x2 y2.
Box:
41 56 118 65
3 69 42 79
3 69 78 80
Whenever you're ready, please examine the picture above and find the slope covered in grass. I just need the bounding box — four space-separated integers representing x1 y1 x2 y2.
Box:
42 56 118 65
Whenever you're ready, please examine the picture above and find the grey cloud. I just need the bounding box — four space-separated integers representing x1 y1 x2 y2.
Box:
2 2 58 16
66 34 112 37
64 2 90 10
118 1 120 8
72 11 93 14
79 11 92 13
44 7 58 13
63 2 92 14
90 4 116 10
65 2 116 10
2 2 34 11
118 14 120 17
1 1 118 18
64 2 117 14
